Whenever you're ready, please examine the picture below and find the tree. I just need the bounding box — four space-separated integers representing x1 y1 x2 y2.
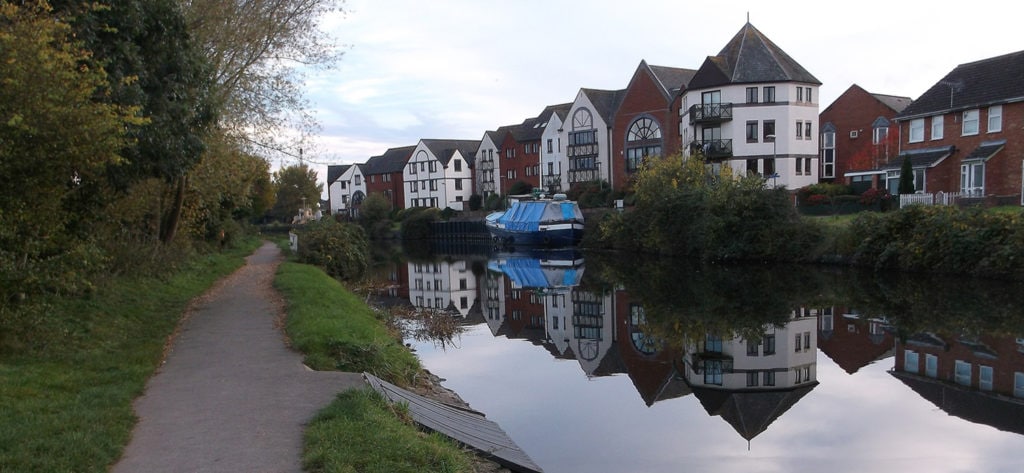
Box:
181 0 344 155
898 156 915 195
270 164 322 222
0 0 139 301
357 193 393 239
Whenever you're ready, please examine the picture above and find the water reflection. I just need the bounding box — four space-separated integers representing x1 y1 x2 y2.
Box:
363 246 1024 472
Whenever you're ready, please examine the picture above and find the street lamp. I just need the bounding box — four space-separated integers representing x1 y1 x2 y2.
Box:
765 134 779 187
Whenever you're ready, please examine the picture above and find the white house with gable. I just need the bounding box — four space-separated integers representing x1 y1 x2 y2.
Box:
404 139 480 210
564 88 624 190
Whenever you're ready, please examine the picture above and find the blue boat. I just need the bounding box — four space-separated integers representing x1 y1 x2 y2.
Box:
484 195 584 247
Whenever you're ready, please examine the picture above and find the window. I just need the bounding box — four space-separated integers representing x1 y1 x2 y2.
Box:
909 118 925 142
747 371 760 387
805 122 812 140
420 162 425 172
796 120 803 139
795 368 803 384
355 175 361 185
963 109 979 135
1016 372 1024 398
764 158 775 177
626 118 663 172
746 121 759 142
705 334 723 353
747 159 759 175
979 366 993 391
746 87 758 103
409 163 417 175
806 87 813 103
795 158 804 175
763 371 776 386
795 334 802 352
747 339 760 356
429 180 437 191
454 179 463 191
796 87 804 102
913 168 925 193
822 131 835 178
547 139 553 153
763 334 776 355
904 350 919 373
804 156 812 175
955 360 972 386
925 354 938 378
409 182 417 193
704 360 723 385
702 90 721 105
961 161 985 196
988 105 1003 132
763 86 776 103
454 160 461 172
803 332 811 350
429 161 436 173
931 116 944 140
572 108 593 130
763 120 776 141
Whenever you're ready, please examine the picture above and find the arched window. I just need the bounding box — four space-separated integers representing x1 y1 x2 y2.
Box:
625 117 662 173
572 108 593 130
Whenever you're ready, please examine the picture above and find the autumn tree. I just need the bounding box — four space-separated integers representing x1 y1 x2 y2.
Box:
270 164 322 222
0 0 140 302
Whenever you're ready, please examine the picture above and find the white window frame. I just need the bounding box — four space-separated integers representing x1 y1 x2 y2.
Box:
931 116 943 140
1016 372 1024 398
822 131 835 178
961 161 985 196
988 105 1002 133
913 168 926 193
954 360 972 386
962 109 979 136
925 354 938 378
979 365 993 391
873 126 888 145
904 350 920 373
909 118 925 143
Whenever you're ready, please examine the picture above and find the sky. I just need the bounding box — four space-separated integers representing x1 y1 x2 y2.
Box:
294 0 1024 193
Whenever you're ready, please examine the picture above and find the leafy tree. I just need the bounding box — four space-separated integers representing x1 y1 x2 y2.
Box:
0 0 140 303
270 164 322 222
898 155 915 195
181 0 344 155
295 219 369 281
358 193 393 239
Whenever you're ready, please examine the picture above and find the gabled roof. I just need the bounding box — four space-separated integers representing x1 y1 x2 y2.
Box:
892 371 1024 436
647 62 698 98
517 103 573 141
884 145 955 170
688 22 820 89
691 384 817 441
962 140 1006 163
364 145 415 175
580 88 626 125
872 93 913 113
326 164 351 185
897 50 1024 119
421 139 480 167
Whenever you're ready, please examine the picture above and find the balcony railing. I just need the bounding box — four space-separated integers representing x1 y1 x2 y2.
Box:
478 159 493 171
481 181 495 193
689 103 733 124
690 139 733 160
567 143 598 158
543 174 562 188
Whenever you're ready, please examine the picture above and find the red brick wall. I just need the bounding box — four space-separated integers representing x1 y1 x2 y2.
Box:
819 85 902 182
611 67 680 192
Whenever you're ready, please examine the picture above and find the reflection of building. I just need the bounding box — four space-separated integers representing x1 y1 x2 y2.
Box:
681 308 819 440
817 307 894 374
406 260 477 317
614 291 689 406
892 333 1024 434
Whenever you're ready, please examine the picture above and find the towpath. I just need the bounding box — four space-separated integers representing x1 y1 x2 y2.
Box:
112 242 365 473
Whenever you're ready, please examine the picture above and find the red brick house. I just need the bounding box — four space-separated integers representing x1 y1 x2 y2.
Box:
892 50 1024 204
818 84 911 191
363 145 414 211
610 60 695 192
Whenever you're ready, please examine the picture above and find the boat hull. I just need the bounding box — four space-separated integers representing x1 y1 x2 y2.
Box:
485 222 584 247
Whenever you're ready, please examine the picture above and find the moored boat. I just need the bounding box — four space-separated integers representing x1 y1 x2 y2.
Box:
484 194 584 247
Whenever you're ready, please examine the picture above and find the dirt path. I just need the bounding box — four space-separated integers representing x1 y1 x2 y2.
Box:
112 242 365 473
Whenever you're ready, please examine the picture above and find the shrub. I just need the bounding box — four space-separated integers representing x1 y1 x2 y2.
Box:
399 207 440 240
296 219 370 281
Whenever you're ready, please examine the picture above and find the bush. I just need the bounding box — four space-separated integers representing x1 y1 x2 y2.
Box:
468 194 482 211
398 207 440 240
295 219 370 281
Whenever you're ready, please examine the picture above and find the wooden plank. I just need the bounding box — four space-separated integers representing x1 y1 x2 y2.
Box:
364 373 543 473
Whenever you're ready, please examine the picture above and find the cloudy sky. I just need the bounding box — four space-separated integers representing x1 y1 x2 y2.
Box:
296 0 1022 190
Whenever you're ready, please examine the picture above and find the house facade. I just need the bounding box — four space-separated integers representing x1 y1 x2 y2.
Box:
818 84 911 192
403 139 479 210
363 145 414 211
540 104 571 194
326 164 351 216
893 50 1024 204
564 88 625 190
681 22 821 190
326 163 366 218
476 131 502 200
610 60 695 192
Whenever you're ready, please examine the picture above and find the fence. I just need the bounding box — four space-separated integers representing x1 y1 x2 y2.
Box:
899 191 962 207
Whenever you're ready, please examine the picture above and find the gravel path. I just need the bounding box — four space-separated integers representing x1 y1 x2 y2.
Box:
112 242 365 473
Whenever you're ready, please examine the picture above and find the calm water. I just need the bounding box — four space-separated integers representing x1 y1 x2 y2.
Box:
366 245 1024 473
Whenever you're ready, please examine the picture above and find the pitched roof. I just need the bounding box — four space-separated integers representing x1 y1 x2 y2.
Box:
646 62 698 97
326 164 351 185
688 22 820 89
897 50 1024 119
871 93 913 113
892 371 1024 436
884 145 955 170
363 145 415 175
690 384 817 441
580 88 627 124
421 139 480 167
962 140 1006 162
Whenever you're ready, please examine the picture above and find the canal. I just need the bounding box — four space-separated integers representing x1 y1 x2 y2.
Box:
363 244 1024 473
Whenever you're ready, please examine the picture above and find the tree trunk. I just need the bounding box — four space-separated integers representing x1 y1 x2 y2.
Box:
160 175 187 244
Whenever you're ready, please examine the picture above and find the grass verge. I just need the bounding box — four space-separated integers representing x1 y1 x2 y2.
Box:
275 261 476 472
0 238 261 473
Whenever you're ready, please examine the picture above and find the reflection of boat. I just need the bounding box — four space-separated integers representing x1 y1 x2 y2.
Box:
484 194 584 247
487 250 584 290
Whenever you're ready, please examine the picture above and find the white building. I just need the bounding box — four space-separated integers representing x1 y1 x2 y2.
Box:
404 139 479 210
564 88 625 189
680 22 821 190
407 260 477 317
326 163 367 218
540 103 572 194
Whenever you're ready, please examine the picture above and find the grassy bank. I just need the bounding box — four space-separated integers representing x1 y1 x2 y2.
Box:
0 239 261 472
274 261 475 472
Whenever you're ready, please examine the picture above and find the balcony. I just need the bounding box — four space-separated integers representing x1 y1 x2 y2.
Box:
690 139 733 160
543 173 562 188
481 181 495 193
478 159 493 171
567 143 598 158
691 352 735 374
689 103 733 125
